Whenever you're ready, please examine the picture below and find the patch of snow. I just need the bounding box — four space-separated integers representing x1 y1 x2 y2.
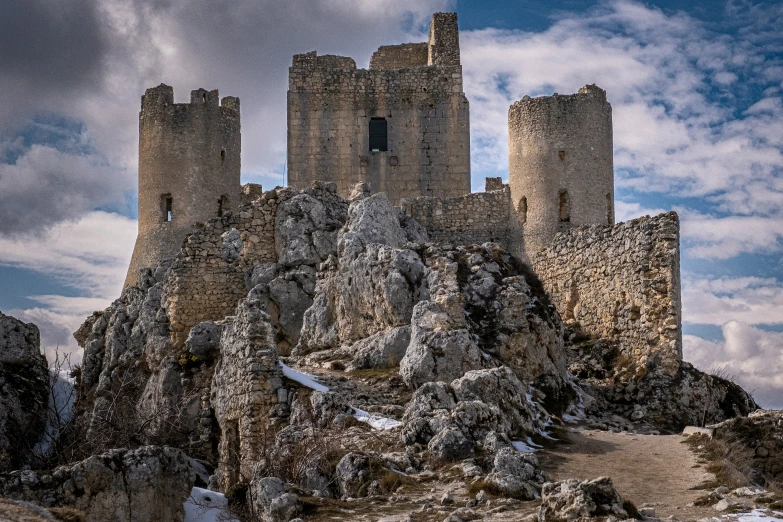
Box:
525 436 543 448
511 440 538 453
700 509 783 522
563 413 582 423
352 407 402 430
279 361 329 392
184 487 239 522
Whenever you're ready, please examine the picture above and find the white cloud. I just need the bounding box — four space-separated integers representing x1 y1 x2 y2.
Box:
683 276 783 326
684 323 783 409
678 209 783 259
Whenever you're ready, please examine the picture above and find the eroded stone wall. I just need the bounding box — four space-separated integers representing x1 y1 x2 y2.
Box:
287 13 470 205
401 186 514 249
532 212 682 375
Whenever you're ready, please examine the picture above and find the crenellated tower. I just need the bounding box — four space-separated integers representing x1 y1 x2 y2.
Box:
124 84 241 287
508 84 614 258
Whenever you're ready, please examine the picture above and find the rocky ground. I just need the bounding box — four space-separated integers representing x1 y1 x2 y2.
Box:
0 184 778 522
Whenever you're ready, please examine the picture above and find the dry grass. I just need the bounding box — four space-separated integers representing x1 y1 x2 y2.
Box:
684 434 754 489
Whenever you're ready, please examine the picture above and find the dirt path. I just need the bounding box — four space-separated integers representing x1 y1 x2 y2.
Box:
539 427 716 520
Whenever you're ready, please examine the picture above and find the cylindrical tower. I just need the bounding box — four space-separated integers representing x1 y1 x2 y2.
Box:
124 84 241 287
508 84 613 258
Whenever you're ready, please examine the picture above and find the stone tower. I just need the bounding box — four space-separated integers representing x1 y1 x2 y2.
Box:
124 84 241 287
508 85 614 258
287 12 470 205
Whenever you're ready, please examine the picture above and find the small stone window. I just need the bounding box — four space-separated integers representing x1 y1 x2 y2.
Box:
606 193 613 225
518 196 528 224
369 118 388 152
161 194 173 222
220 149 226 161
558 190 570 222
217 195 229 217
559 150 565 161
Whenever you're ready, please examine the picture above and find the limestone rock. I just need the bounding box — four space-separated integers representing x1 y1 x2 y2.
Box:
485 448 546 500
538 477 628 522
346 325 411 370
0 311 48 472
185 321 222 358
336 453 374 498
0 446 197 522
250 477 301 522
427 428 473 463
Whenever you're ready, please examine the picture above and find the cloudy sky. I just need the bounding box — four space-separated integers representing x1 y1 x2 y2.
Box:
1 0 781 407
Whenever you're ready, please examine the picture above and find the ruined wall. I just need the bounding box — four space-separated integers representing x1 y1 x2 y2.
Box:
532 212 682 375
126 84 241 287
508 85 613 258
369 43 428 70
402 184 514 248
165 191 279 347
287 13 470 205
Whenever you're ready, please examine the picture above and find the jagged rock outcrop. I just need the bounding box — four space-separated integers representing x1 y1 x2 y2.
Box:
0 446 198 522
538 477 629 521
569 337 758 432
0 311 48 472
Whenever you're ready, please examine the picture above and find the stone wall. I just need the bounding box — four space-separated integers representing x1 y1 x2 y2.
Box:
126 84 241 287
532 212 682 375
286 13 470 205
402 186 514 249
508 85 613 258
164 190 279 347
369 43 428 70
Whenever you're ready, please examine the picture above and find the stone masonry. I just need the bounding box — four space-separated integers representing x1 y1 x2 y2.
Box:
533 212 682 376
125 84 241 287
286 13 470 205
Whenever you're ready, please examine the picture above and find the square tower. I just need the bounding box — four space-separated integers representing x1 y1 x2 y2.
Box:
286 13 471 205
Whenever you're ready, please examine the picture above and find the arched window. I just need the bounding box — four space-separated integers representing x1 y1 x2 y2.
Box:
369 118 388 152
518 196 528 224
606 193 613 224
220 149 226 162
558 190 570 222
161 194 173 222
217 195 229 217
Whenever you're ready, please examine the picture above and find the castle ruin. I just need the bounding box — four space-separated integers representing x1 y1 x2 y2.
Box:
122 12 683 377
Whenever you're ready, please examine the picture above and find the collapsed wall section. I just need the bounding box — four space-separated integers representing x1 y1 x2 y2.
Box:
287 13 470 205
401 185 514 248
532 212 682 376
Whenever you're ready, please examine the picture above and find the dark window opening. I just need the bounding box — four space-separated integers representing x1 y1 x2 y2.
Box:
220 149 226 161
161 194 173 222
218 195 229 217
558 150 565 161
369 118 388 152
559 190 570 222
202 93 206 103
607 193 613 225
518 196 528 224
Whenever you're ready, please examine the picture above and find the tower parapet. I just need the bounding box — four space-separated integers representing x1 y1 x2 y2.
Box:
124 84 241 287
508 84 614 258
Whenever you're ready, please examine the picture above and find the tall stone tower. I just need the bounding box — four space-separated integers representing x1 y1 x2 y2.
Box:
508 85 614 258
124 84 241 287
287 12 470 205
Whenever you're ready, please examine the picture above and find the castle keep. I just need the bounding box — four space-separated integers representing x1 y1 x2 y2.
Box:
286 12 471 205
123 12 683 378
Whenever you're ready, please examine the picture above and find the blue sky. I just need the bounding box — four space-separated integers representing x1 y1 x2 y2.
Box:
0 0 781 407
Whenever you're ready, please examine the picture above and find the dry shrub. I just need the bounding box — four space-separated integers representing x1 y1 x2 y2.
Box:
685 433 754 489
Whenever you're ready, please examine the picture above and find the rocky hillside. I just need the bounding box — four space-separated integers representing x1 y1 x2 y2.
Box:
0 184 771 522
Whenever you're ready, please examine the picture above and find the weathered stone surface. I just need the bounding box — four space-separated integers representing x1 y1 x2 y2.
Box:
345 325 411 370
335 453 374 498
185 321 222 358
0 311 48 472
712 409 783 488
0 446 197 522
486 448 547 500
250 477 301 522
427 428 473 463
538 477 628 522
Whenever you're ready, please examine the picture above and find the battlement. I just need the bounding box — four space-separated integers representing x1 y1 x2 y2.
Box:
370 43 429 70
140 84 240 117
428 12 460 66
508 84 610 125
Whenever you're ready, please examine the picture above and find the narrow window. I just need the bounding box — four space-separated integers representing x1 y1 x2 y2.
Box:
559 150 565 161
217 195 229 217
161 194 173 222
369 118 388 152
220 149 226 161
607 193 613 224
518 196 528 224
202 93 206 104
559 190 570 222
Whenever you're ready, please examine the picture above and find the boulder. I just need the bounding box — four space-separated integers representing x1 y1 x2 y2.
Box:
485 448 547 500
0 446 197 522
346 325 411 370
538 477 628 522
250 477 301 522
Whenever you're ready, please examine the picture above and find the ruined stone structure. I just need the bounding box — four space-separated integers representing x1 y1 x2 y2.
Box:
286 13 470 205
508 85 614 257
125 84 241 287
